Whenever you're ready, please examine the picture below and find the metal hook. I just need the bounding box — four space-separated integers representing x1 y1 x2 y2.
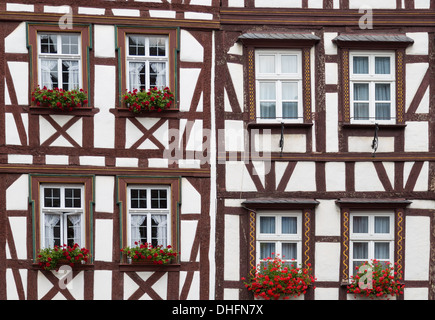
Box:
279 122 284 157
371 123 379 157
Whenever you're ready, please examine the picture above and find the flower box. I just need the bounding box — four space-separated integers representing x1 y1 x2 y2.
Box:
121 242 178 265
121 87 175 114
31 86 89 112
37 243 90 271
243 255 316 300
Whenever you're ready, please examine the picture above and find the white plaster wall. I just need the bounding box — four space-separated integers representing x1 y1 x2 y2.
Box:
404 161 428 191
255 0 302 7
94 270 112 299
94 65 115 148
6 269 27 300
6 3 34 12
180 30 204 63
405 122 428 152
325 93 339 152
224 214 240 281
78 7 105 15
354 162 384 191
95 176 114 213
225 120 245 152
315 242 340 281
308 0 323 8
180 220 199 262
45 155 69 165
348 136 394 153
225 161 257 192
38 270 84 300
116 157 139 167
406 63 428 111
6 174 28 211
149 10 176 19
406 33 428 55
8 217 27 260
111 9 140 17
8 154 32 164
124 271 168 299
5 114 29 146
94 25 115 58
5 22 27 53
94 219 113 262
228 0 245 7
325 162 346 191
405 216 430 281
285 162 316 191
315 200 341 236
325 63 338 85
414 0 431 9
254 133 306 153
181 178 201 214
404 288 428 300
324 33 338 55
79 156 105 166
180 271 200 300
183 119 203 152
223 288 240 300
8 61 28 105
227 63 244 110
314 287 339 300
179 68 201 112
349 0 396 8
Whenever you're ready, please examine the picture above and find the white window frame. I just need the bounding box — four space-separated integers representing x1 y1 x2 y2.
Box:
40 184 85 249
37 33 82 90
349 51 396 124
126 185 171 247
349 211 395 276
126 34 169 91
256 211 302 266
255 49 303 124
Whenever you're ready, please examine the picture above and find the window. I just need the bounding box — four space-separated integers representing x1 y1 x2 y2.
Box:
40 184 84 248
37 33 82 90
127 185 171 247
256 212 302 267
350 52 395 124
126 35 169 91
350 212 394 275
255 50 302 123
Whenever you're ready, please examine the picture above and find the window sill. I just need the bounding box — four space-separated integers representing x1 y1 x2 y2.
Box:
341 123 406 130
111 107 180 118
119 263 181 272
27 106 99 117
32 263 95 271
247 121 313 129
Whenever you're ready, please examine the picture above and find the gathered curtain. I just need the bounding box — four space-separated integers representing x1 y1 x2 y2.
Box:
44 214 60 248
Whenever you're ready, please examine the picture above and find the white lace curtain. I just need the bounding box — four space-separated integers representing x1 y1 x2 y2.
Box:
129 62 166 91
68 215 81 246
40 60 58 89
44 214 60 248
40 59 79 90
130 214 167 246
62 60 79 90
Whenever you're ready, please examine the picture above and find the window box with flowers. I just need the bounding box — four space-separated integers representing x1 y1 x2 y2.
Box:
243 255 316 300
347 259 404 300
121 87 176 115
36 243 91 271
30 86 93 115
121 242 179 265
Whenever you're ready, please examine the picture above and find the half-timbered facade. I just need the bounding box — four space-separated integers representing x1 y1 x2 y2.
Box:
0 0 435 301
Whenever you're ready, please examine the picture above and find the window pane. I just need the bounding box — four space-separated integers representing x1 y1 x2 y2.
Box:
65 188 81 208
67 215 81 247
353 242 368 259
40 59 58 89
44 188 61 207
149 37 166 56
375 83 390 101
375 57 391 74
281 55 298 73
128 36 145 56
129 62 146 91
354 103 369 120
131 189 147 208
353 56 368 74
260 82 276 100
282 217 297 234
40 34 57 54
282 82 298 100
376 103 391 120
149 62 166 88
258 55 275 73
353 216 368 233
260 217 275 234
375 217 390 233
374 242 390 260
260 103 276 119
131 215 147 245
354 83 369 101
61 35 79 55
44 214 61 248
151 214 167 247
62 60 79 91
282 243 297 261
259 242 275 259
282 102 298 119
151 189 168 209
